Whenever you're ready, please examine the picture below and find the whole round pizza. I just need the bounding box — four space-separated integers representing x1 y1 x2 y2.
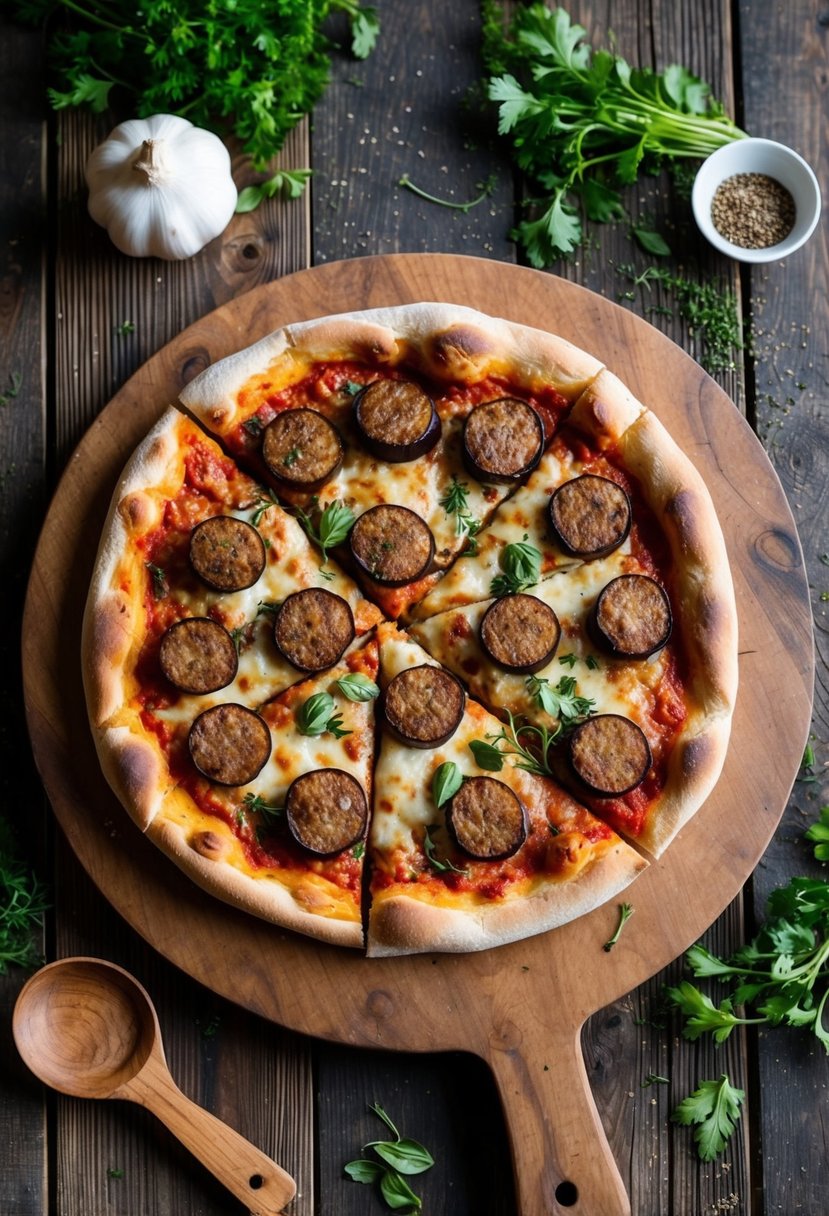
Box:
82 303 738 957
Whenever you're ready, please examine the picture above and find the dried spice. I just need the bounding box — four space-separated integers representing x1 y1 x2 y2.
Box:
710 173 795 248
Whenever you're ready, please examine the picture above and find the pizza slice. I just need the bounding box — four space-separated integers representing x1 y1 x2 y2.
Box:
144 639 379 948
365 623 646 957
410 403 738 857
177 303 604 618
82 406 382 832
409 368 646 620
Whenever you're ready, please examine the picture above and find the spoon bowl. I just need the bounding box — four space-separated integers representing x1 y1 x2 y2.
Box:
13 957 296 1216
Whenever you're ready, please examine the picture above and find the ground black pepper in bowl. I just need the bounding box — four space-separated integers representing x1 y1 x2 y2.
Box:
710 172 796 249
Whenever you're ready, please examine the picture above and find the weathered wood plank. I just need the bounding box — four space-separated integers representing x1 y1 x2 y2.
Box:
0 15 48 1216
739 2 829 1213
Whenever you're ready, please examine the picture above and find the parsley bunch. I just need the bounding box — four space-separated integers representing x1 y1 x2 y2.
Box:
481 1 746 263
0 817 48 974
14 0 379 173
668 877 829 1053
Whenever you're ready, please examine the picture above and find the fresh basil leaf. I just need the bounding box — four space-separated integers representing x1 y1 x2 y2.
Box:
469 739 505 772
431 761 463 808
296 691 336 736
489 535 542 597
344 1158 384 1183
379 1168 423 1211
368 1138 434 1176
336 672 380 702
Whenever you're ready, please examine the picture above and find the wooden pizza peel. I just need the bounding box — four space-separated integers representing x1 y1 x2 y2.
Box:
21 254 814 1216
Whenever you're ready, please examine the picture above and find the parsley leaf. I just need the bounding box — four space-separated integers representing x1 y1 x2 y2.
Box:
805 806 829 861
525 674 595 723
672 1074 745 1161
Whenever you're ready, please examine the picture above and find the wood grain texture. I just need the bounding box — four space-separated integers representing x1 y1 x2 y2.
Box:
738 2 829 1212
21 253 812 1216
0 16 48 1216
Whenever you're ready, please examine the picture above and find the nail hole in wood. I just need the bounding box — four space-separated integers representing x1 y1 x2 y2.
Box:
242 243 260 260
555 1180 578 1206
249 1174 265 1189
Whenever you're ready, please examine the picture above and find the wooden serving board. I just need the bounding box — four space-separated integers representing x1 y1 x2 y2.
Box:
22 254 813 1216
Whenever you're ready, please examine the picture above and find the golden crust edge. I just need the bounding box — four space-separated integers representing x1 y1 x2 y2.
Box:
366 840 646 958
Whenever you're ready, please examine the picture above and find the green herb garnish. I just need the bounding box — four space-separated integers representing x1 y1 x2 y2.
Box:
296 691 352 739
668 876 829 1055
472 709 559 777
250 489 279 527
144 561 168 599
525 674 595 723
114 320 135 337
335 672 380 702
672 1075 745 1161
236 168 313 213
603 902 634 951
295 499 356 563
240 792 284 827
806 806 829 861
439 476 481 553
431 761 464 808
423 825 470 877
0 372 22 407
481 1 746 263
20 0 379 188
399 172 498 214
282 447 301 468
490 535 542 597
0 818 49 974
345 1102 433 1211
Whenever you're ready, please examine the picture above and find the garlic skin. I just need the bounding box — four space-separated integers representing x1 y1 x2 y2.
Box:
85 114 238 260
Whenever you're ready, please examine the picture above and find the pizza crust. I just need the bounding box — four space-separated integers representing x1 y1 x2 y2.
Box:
367 838 644 957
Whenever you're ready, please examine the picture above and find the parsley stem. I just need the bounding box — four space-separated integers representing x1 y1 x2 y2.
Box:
399 174 493 214
57 0 147 38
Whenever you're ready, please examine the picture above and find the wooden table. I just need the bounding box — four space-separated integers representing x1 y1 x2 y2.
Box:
1 3 826 1214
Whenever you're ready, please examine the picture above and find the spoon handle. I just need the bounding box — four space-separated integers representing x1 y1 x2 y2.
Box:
122 1054 297 1215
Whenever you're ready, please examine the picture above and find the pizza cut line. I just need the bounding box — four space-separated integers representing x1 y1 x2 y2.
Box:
82 303 738 957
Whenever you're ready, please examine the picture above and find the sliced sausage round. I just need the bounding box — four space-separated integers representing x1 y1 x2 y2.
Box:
159 617 238 694
383 663 465 749
354 378 440 462
349 504 435 586
462 397 544 483
273 588 355 673
188 703 271 787
591 574 672 659
479 593 561 674
189 515 266 592
548 474 632 558
285 768 368 856
446 776 528 860
567 714 651 797
262 408 344 490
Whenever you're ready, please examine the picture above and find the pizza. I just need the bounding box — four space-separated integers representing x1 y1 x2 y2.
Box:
82 302 738 957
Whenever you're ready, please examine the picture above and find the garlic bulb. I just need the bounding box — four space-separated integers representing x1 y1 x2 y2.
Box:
85 114 238 260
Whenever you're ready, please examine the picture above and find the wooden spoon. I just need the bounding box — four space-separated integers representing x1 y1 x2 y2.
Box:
12 956 297 1215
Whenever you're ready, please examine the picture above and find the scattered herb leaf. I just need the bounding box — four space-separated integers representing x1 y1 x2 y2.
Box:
114 320 135 336
399 172 498 214
295 499 356 563
235 168 313 213
431 761 464 808
672 1074 745 1161
335 672 380 702
424 825 470 876
603 903 634 951
296 691 352 739
145 561 168 599
490 534 542 597
439 476 481 553
805 806 829 862
345 1103 432 1211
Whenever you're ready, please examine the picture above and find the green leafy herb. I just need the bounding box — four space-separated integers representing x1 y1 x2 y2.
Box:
282 447 301 468
641 1073 669 1088
106 1167 124 1180
806 806 829 861
603 903 634 951
668 876 829 1053
0 818 49 974
256 600 281 619
478 709 559 777
431 761 464 808
469 738 506 772
144 561 168 599
335 672 380 702
631 224 671 257
114 320 135 337
295 499 356 563
399 172 498 214
243 415 265 439
439 476 481 553
0 371 22 407
240 792 284 827
424 825 469 877
250 490 280 527
672 1074 745 1161
17 0 379 181
481 1 746 263
558 652 579 669
352 841 365 860
525 674 595 723
345 1103 432 1211
235 168 313 213
342 380 364 397
490 535 542 597
799 741 817 784
230 621 255 654
296 691 352 739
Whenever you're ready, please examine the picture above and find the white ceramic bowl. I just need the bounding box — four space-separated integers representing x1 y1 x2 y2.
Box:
691 137 821 263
